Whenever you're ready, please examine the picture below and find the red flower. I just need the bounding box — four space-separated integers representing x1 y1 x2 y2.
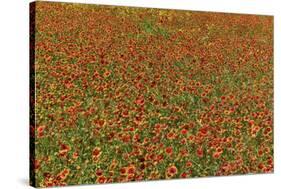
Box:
72 152 79 160
135 95 145 106
186 161 193 167
167 132 176 140
103 70 111 77
92 147 102 161
165 147 173 155
59 144 71 157
180 138 187 144
120 167 127 175
57 169 70 181
181 129 188 135
258 163 264 170
122 110 129 118
37 125 45 133
169 167 177 174
180 172 188 178
212 152 220 159
95 169 103 177
196 147 204 158
37 125 45 137
96 176 107 184
35 160 40 170
127 165 136 175
166 165 178 177
199 126 208 136
248 120 255 126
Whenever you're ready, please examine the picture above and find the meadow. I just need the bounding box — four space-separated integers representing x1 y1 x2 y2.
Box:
30 2 273 187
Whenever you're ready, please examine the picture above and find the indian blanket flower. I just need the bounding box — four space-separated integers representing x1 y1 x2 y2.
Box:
31 1 273 187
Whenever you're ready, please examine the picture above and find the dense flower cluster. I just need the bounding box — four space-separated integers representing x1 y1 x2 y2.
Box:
32 2 273 187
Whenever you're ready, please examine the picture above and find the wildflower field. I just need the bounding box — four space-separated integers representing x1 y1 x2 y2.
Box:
30 2 273 187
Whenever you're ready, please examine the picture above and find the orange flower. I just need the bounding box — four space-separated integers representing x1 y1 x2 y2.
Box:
186 161 193 168
103 70 111 78
135 95 145 106
57 169 70 181
92 147 102 161
96 176 107 184
127 165 136 175
166 165 178 178
72 152 79 160
167 132 176 140
59 144 71 157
